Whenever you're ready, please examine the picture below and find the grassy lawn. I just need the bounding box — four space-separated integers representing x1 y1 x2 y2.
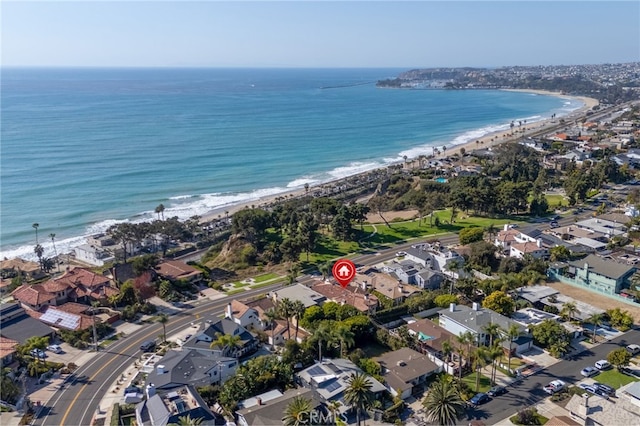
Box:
99 335 119 348
509 412 549 425
305 235 360 264
500 356 525 369
251 280 284 290
462 372 492 394
232 281 248 288
595 368 639 389
545 194 568 208
226 288 246 296
253 272 279 283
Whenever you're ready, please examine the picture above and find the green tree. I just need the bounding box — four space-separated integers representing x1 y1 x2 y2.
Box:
607 348 632 370
157 313 169 343
155 203 166 221
560 302 580 322
607 308 634 331
482 322 503 347
282 395 313 426
422 375 465 426
313 322 334 362
278 298 295 340
550 246 571 262
587 313 604 343
168 414 204 426
531 319 571 356
344 372 374 426
482 291 515 316
506 324 523 373
291 300 306 341
434 294 459 308
334 324 355 357
459 227 485 245
210 333 242 357
1 368 20 404
264 308 280 346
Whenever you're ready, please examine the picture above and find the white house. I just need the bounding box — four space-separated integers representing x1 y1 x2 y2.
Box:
74 244 115 266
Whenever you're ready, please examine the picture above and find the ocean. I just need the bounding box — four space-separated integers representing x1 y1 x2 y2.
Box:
0 67 582 260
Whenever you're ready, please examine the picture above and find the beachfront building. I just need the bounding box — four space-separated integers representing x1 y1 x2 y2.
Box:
547 254 636 297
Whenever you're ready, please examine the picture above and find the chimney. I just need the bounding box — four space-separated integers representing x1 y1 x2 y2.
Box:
449 303 456 312
256 397 263 406
157 364 166 374
577 394 590 419
504 224 509 231
226 302 233 319
472 302 480 311
146 383 156 398
536 239 542 248
361 280 367 290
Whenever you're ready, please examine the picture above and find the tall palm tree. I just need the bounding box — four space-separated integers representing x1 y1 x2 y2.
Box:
422 375 465 426
506 324 522 374
168 414 204 426
264 308 280 346
487 344 503 385
282 395 313 426
334 324 355 358
482 322 502 347
344 372 373 426
327 400 342 425
314 322 333 362
291 300 306 341
472 347 488 392
32 223 39 244
49 233 60 272
442 340 453 364
278 298 295 340
155 204 165 220
588 313 603 343
157 313 169 343
561 302 580 322
456 331 475 377
210 333 242 357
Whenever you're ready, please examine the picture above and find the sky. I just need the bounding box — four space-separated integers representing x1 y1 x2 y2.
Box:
2 1 639 68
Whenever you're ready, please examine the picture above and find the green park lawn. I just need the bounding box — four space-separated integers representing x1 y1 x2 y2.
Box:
544 194 568 208
595 368 639 389
253 272 280 283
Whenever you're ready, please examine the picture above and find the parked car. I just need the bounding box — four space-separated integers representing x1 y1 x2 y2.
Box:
487 386 507 397
396 251 407 257
549 221 559 228
30 349 47 358
581 366 599 377
595 360 611 370
468 392 490 407
580 384 609 399
592 382 616 396
46 344 63 354
543 380 566 395
123 386 141 395
578 383 596 393
626 344 640 355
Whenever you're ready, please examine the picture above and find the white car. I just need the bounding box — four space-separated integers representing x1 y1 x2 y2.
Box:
47 344 63 354
595 360 611 370
543 379 566 395
626 344 640 355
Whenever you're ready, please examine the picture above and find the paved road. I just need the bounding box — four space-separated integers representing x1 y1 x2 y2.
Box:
34 283 284 426
464 328 640 425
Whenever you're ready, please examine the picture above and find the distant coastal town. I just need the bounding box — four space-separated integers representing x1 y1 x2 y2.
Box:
3 63 640 426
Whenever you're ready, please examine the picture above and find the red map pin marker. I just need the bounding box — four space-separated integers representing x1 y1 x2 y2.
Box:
332 259 356 288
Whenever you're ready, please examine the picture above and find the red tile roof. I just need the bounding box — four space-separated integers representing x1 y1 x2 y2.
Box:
0 336 19 359
11 284 56 307
155 260 202 281
56 268 110 289
311 282 378 312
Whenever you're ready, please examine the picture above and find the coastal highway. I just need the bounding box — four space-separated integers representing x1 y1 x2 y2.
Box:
36 210 595 425
464 328 640 425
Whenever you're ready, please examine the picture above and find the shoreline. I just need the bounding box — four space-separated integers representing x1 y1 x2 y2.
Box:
199 89 599 223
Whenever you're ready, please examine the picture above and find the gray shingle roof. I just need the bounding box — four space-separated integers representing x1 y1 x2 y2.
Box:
145 349 234 390
237 388 320 426
440 304 525 335
569 254 636 280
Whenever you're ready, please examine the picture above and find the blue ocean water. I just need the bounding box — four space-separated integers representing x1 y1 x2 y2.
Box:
1 68 582 260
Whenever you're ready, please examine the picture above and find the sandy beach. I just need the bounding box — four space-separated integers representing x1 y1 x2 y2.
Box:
200 90 599 224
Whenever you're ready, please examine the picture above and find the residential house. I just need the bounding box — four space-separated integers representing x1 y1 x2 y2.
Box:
565 391 640 426
74 244 115 267
27 303 96 332
509 239 549 260
297 358 387 414
404 242 465 280
144 349 237 390
271 283 326 308
155 260 203 285
311 282 378 313
362 272 421 305
439 303 532 355
374 348 439 400
135 384 220 426
0 258 46 282
0 336 19 367
0 303 54 344
225 300 261 330
11 284 57 310
182 318 258 358
389 261 443 290
237 388 324 426
407 319 457 357
547 254 636 296
494 226 549 259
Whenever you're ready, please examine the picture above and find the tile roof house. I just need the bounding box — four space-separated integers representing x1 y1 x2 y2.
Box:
135 384 220 426
155 260 203 284
547 254 636 297
0 336 19 367
364 272 421 304
237 388 324 426
439 303 532 354
374 348 439 400
311 282 378 313
182 318 257 358
297 358 387 413
407 318 458 355
27 304 96 331
0 258 46 281
12 284 57 310
144 349 237 390
0 303 54 344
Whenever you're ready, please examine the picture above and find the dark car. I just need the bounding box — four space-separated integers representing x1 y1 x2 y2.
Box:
487 386 507 397
468 392 490 407
124 386 141 395
140 340 156 352
593 382 616 396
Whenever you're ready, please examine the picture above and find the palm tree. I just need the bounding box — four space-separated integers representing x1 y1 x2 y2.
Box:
210 333 242 357
334 324 355 357
506 324 522 374
422 375 465 426
588 313 604 343
314 322 333 362
344 372 373 426
33 244 44 271
487 344 503 385
327 400 342 424
282 395 313 426
264 308 280 346
456 331 475 377
291 300 306 341
278 298 295 340
483 322 502 347
442 340 453 364
561 302 580 322
32 223 39 244
48 233 60 272
155 204 166 220
169 414 204 426
157 313 169 343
